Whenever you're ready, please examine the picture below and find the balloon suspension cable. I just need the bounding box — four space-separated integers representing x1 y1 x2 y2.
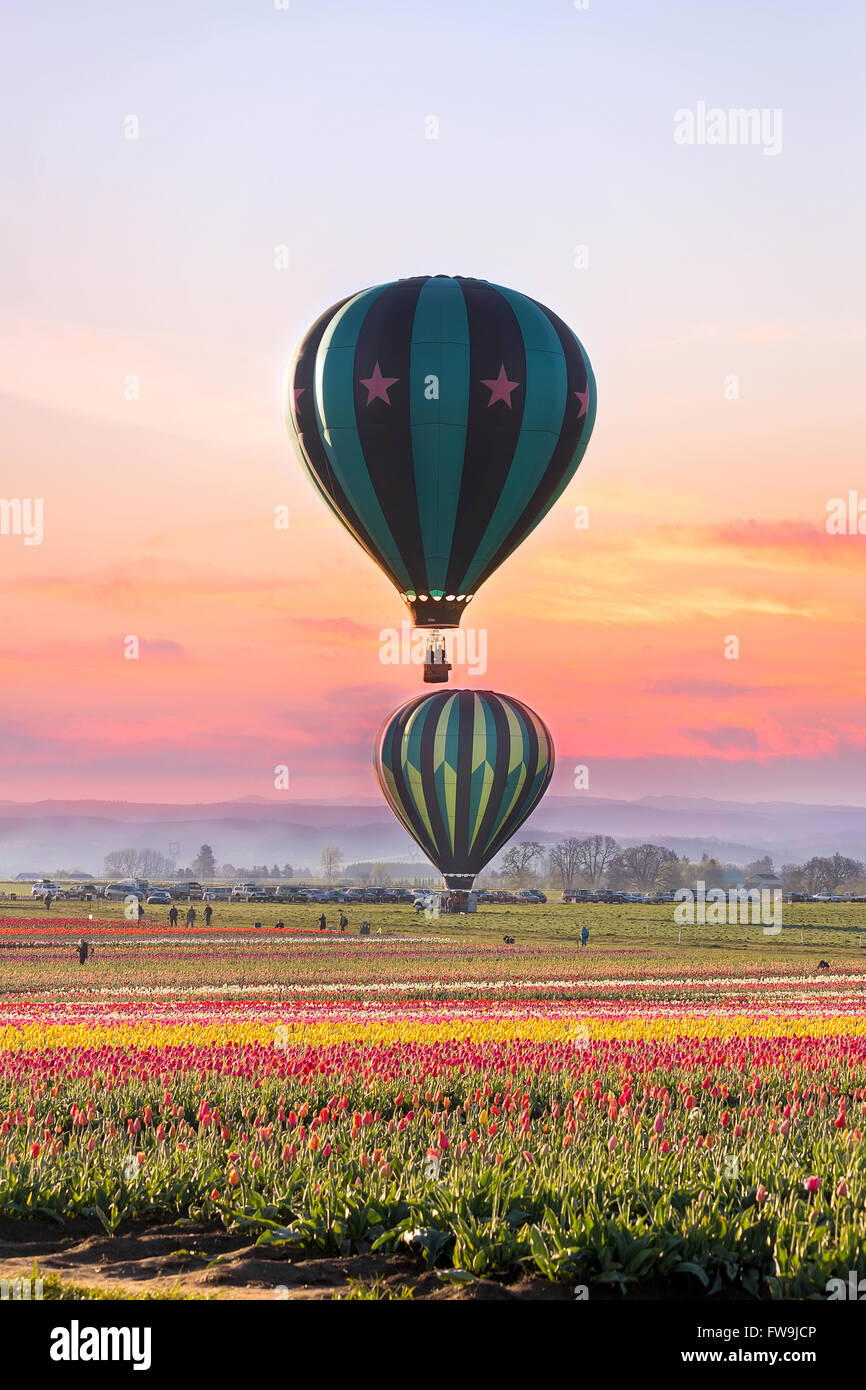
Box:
422 629 452 685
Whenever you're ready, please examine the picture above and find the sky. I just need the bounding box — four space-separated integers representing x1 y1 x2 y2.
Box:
1 0 865 806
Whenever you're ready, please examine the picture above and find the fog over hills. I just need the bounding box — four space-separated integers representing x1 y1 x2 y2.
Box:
0 795 864 877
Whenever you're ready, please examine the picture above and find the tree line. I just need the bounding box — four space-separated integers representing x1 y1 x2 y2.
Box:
100 839 866 896
102 844 345 882
497 838 866 895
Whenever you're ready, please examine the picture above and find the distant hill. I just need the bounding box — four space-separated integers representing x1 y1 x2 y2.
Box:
0 795 863 878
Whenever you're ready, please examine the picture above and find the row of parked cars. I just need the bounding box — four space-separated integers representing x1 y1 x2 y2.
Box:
560 890 678 904
788 892 866 903
28 878 554 907
266 885 417 905
29 879 423 905
30 879 208 904
475 889 548 905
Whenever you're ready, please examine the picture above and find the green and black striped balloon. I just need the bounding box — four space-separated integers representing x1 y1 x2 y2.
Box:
284 276 596 628
375 689 554 888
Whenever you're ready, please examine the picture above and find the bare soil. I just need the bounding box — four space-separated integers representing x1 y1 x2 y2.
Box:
0 1217 572 1300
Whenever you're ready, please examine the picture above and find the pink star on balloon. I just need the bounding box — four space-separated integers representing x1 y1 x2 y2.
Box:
360 362 399 405
574 388 589 419
292 387 305 410
481 364 520 407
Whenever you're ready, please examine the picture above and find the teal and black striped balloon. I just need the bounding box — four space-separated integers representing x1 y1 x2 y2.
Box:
375 689 554 889
284 276 596 628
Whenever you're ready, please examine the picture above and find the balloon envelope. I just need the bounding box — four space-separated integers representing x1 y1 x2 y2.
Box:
374 689 554 888
285 276 595 627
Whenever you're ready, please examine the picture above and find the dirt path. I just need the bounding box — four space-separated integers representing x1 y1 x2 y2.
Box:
0 1217 572 1300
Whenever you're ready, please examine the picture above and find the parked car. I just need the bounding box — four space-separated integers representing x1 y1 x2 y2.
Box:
31 880 64 898
201 887 231 902
516 889 547 904
169 881 202 901
104 881 147 901
66 882 99 900
392 889 414 903
275 885 301 902
230 882 260 901
146 889 172 905
342 887 368 903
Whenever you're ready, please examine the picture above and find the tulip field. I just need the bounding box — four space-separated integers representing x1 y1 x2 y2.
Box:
1 904 865 1298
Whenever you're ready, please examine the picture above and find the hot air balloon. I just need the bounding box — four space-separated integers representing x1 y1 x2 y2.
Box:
284 276 595 683
374 689 554 894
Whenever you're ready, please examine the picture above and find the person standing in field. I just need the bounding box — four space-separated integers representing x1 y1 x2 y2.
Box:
339 911 348 932
137 900 145 922
76 938 89 965
318 912 327 931
204 903 213 926
44 892 52 912
580 925 590 951
186 906 196 928
168 905 178 927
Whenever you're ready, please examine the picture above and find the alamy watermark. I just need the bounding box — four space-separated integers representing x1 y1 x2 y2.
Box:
826 492 866 535
50 1323 152 1371
674 102 783 157
674 881 782 932
379 622 487 677
0 498 43 545
1 1275 43 1300
827 1272 866 1300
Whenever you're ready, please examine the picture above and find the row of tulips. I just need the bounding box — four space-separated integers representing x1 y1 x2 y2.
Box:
0 1042 863 1296
2 942 865 1296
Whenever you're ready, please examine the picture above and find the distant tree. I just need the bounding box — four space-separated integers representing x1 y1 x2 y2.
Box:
370 861 392 885
547 838 585 890
321 845 344 884
677 855 728 892
500 841 545 888
104 849 139 878
744 855 775 877
572 834 619 887
610 843 678 893
829 853 864 889
282 863 293 877
192 845 217 880
219 863 238 879
802 858 826 894
654 856 685 893
780 862 805 894
801 854 864 894
104 848 175 879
